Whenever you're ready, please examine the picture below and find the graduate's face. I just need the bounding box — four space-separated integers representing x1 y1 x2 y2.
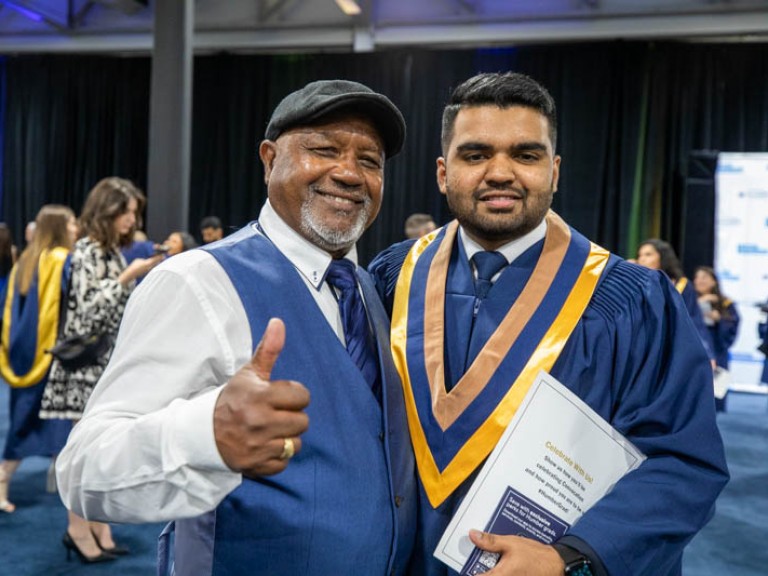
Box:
636 244 661 270
694 269 716 295
260 115 385 258
437 105 560 250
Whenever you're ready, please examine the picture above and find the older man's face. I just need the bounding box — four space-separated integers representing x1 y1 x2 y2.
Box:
259 115 385 257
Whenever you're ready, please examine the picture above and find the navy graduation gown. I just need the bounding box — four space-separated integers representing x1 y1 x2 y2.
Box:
371 232 728 576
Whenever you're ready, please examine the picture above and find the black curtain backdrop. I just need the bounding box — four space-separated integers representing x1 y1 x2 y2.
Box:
2 41 767 266
0 57 6 218
680 150 720 277
1 56 150 232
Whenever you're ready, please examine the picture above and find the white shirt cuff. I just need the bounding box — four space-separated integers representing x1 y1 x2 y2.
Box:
168 385 237 474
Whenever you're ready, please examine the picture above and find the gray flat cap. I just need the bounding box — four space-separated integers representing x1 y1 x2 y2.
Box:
265 80 406 158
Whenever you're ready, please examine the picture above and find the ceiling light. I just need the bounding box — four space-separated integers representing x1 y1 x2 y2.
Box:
335 0 361 17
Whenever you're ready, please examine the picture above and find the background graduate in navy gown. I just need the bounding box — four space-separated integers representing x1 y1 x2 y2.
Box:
692 266 740 370
0 205 77 514
635 238 716 365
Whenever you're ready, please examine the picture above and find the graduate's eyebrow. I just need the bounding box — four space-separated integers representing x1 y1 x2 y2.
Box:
455 141 548 153
512 142 548 153
455 142 492 153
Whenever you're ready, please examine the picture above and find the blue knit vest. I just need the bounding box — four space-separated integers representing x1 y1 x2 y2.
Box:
168 224 416 576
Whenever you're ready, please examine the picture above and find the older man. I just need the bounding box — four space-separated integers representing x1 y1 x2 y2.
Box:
56 80 416 575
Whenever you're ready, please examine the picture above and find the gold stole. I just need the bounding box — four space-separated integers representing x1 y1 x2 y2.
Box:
391 212 610 507
0 247 68 388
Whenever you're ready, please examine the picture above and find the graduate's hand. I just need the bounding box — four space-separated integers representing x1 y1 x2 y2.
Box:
213 318 310 478
467 530 566 576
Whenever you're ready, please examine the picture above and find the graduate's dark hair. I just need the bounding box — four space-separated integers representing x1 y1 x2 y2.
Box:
694 265 735 319
441 72 558 154
638 238 684 282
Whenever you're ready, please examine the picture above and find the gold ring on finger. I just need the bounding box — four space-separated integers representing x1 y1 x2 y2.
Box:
279 437 295 460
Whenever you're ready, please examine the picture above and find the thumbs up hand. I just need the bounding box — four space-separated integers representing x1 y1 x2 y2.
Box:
213 318 310 478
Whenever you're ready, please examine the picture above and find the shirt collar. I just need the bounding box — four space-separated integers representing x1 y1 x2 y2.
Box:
460 217 547 265
257 200 358 290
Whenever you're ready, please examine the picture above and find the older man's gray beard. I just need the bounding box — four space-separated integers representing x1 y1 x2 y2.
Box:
299 196 371 253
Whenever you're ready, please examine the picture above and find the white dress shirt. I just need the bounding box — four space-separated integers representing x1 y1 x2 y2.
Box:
56 201 356 523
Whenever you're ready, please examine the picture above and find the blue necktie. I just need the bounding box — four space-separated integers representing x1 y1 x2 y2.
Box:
326 259 380 400
457 251 508 382
472 251 508 299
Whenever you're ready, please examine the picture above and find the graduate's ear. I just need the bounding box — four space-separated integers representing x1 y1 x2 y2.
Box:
259 140 277 185
437 157 447 196
552 154 561 193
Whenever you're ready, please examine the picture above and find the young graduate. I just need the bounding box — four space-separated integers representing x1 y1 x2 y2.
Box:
371 72 728 576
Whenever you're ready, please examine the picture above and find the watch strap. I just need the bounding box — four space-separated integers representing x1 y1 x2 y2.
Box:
552 543 593 576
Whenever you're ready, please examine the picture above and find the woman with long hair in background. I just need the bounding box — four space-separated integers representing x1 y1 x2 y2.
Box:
40 178 162 563
0 206 77 514
693 266 740 370
636 238 715 363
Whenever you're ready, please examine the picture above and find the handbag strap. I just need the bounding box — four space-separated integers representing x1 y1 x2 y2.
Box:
56 254 73 340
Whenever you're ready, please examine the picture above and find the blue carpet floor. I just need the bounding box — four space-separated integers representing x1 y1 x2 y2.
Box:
0 381 164 575
0 383 766 575
682 392 768 575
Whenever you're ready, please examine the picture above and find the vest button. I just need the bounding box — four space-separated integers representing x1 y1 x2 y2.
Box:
394 495 403 507
379 431 385 441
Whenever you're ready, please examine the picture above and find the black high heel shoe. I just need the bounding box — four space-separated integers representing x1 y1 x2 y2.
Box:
62 532 117 564
91 529 130 556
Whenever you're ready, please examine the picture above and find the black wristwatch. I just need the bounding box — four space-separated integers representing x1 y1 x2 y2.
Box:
552 543 594 576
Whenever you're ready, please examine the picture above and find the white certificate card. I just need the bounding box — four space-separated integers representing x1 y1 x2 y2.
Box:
435 370 645 574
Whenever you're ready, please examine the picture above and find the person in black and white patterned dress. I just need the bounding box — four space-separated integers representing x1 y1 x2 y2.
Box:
40 177 162 564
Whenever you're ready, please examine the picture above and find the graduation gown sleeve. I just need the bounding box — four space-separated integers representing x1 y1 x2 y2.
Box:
550 260 729 575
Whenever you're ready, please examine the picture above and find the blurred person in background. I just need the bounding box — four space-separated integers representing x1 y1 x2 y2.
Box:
636 238 715 363
39 177 163 563
25 221 37 246
0 206 77 514
122 229 164 286
199 215 224 244
163 231 198 256
122 229 156 264
693 266 740 370
404 213 437 240
758 300 768 384
0 223 16 296
120 189 161 282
